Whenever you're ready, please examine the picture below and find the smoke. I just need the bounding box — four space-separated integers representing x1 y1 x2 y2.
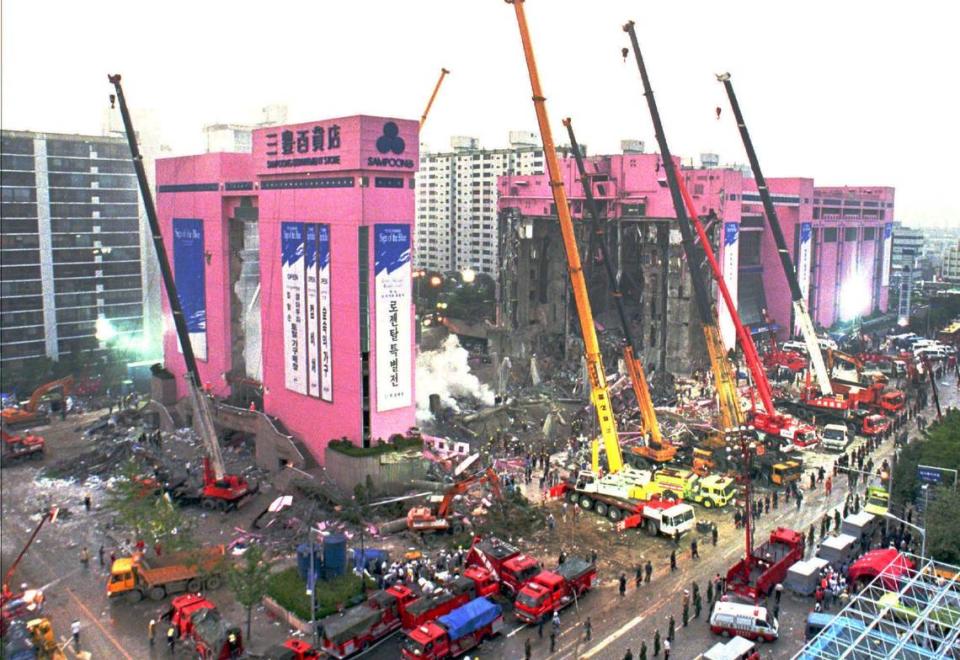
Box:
416 335 494 422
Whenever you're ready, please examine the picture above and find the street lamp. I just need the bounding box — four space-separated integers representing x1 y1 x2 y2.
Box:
883 511 926 559
461 268 476 284
429 275 443 288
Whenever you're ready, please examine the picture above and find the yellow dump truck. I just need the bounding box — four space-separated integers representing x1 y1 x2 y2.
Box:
107 545 226 603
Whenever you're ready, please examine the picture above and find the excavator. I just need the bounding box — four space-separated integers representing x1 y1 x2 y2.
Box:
406 467 502 534
505 1 670 503
717 73 834 398
562 119 675 469
1 377 73 428
108 75 256 512
622 24 807 489
419 67 450 129
758 309 807 376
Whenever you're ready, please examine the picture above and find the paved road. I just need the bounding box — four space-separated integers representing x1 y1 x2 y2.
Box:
3 376 954 659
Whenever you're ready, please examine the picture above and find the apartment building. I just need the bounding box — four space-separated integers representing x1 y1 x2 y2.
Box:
415 132 548 275
0 130 146 371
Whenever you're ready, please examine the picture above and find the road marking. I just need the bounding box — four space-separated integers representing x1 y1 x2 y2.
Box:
506 624 526 638
65 587 135 660
579 615 642 658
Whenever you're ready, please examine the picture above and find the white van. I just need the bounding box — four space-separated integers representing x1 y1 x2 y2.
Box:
699 636 759 660
709 601 779 642
821 423 850 451
781 341 808 356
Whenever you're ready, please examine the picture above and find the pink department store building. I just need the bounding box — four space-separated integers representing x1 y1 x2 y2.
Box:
155 116 418 464
498 152 893 353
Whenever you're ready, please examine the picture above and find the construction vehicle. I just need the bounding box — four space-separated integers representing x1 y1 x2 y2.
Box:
106 544 226 603
652 468 735 508
623 23 746 448
108 75 256 512
864 485 890 517
758 310 808 375
563 120 676 468
1 423 44 464
1 377 73 429
820 423 850 452
725 527 805 600
513 558 596 624
401 597 503 660
718 74 834 398
506 1 663 513
465 536 542 597
419 68 450 129
164 594 243 660
2 617 66 660
406 467 502 534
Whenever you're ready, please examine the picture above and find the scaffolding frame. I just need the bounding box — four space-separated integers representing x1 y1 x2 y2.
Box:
796 552 960 659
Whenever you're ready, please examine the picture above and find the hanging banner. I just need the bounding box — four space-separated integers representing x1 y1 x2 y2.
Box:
797 222 813 300
172 218 207 361
281 222 307 394
317 224 333 402
718 222 740 350
374 224 412 411
305 225 320 398
881 223 893 286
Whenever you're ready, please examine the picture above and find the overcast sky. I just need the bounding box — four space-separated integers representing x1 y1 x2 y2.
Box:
3 0 957 227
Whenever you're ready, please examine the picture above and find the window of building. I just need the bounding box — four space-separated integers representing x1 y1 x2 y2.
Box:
844 228 858 241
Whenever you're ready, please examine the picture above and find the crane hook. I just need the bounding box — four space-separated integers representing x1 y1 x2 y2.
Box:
109 94 116 109
715 106 722 120
621 47 629 62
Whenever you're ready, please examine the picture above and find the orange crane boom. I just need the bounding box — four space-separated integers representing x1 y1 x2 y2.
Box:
420 67 450 129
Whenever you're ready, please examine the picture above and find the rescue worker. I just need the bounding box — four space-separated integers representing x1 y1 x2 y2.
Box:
670 550 677 572
167 625 177 654
644 560 653 583
619 573 627 596
653 629 661 657
584 616 592 641
148 618 156 646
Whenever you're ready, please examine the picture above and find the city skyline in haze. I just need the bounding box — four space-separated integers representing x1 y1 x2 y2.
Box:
3 0 957 228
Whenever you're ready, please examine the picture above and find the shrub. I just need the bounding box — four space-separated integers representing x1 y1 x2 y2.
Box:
266 567 373 621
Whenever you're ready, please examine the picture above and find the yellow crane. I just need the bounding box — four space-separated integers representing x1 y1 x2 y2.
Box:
507 0 630 482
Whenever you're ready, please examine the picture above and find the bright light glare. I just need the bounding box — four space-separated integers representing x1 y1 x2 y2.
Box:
461 268 476 284
838 268 871 322
95 316 117 341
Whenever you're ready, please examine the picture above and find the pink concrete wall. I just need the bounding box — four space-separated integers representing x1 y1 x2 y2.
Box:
156 153 254 400
255 116 419 461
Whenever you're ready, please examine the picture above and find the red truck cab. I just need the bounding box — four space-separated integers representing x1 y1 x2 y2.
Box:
514 558 596 624
401 597 503 660
848 548 914 590
861 413 891 436
266 639 321 659
465 536 541 596
166 594 243 660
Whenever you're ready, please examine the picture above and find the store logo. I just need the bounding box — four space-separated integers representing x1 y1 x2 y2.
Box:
376 122 406 155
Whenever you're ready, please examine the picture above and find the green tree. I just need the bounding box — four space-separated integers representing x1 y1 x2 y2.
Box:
926 487 960 565
106 460 195 552
226 544 271 639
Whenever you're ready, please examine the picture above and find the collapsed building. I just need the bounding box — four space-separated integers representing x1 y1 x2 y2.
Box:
491 148 895 376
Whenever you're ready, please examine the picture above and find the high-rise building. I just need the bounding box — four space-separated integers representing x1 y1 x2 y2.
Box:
1 130 147 372
415 132 549 275
890 223 925 322
942 241 960 282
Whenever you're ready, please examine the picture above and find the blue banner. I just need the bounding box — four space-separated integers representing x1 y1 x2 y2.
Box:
172 219 207 360
281 222 307 394
374 224 412 411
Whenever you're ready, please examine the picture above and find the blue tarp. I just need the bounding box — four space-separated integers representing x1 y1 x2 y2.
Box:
353 548 389 571
438 597 501 641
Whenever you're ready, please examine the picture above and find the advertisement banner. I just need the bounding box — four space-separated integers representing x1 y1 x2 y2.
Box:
281 222 307 394
797 222 813 300
304 225 320 398
374 224 412 411
881 223 893 286
318 224 333 402
719 222 740 350
172 219 207 361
